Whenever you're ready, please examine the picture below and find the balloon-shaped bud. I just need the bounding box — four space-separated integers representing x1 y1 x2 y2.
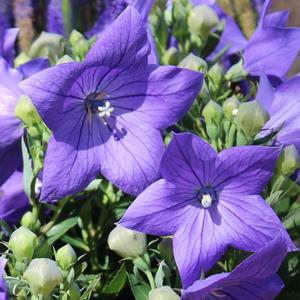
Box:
225 60 248 82
15 95 41 128
178 53 207 72
21 211 41 232
223 96 240 120
108 225 147 258
56 245 77 270
207 63 224 87
23 258 63 298
162 47 181 66
14 52 31 67
67 283 81 300
236 100 269 138
29 31 65 64
149 286 180 300
277 145 300 176
188 5 219 37
8 227 38 262
203 100 224 125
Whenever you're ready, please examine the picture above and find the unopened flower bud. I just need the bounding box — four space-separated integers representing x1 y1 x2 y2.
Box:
69 30 89 59
67 283 81 300
188 5 219 37
15 95 41 128
178 53 207 72
208 63 224 82
225 60 248 82
8 227 38 262
108 225 147 258
277 145 300 176
56 245 77 270
29 31 65 64
223 96 240 120
236 100 269 138
203 100 224 125
56 55 74 65
162 47 181 66
21 211 41 232
149 286 180 300
23 258 63 298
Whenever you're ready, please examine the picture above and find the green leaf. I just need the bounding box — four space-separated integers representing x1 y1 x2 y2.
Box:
266 191 283 206
60 234 90 251
284 208 300 230
80 276 101 300
101 264 127 295
46 217 78 245
21 137 34 199
154 261 168 288
127 272 151 300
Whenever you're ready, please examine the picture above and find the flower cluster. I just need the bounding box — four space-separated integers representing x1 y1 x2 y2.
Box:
0 0 300 299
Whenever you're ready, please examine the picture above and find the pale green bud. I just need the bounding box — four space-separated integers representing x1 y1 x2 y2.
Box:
236 100 269 138
56 55 74 65
108 225 147 258
203 100 224 125
277 145 300 176
15 95 41 128
162 47 181 66
8 227 38 262
14 52 31 67
225 60 248 82
67 283 81 300
29 32 65 64
223 96 240 120
21 212 41 232
149 286 180 300
207 63 224 88
178 53 207 72
23 258 63 298
188 5 219 37
56 245 77 270
69 30 84 47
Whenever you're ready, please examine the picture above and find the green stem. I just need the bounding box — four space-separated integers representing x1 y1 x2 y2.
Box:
145 270 156 289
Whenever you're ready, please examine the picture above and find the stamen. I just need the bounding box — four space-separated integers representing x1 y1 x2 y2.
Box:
201 194 213 208
98 101 114 125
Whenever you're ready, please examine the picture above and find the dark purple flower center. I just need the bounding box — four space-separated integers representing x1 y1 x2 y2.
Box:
85 92 114 124
196 186 218 209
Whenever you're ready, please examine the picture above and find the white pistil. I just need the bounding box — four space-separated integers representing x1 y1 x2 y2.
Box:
98 101 114 125
201 194 213 208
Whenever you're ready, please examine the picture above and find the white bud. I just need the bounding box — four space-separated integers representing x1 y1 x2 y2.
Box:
23 258 63 298
149 286 180 300
108 225 147 258
56 244 77 270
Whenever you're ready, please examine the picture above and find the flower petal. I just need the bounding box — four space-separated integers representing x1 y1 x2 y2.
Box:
98 115 164 196
173 206 228 288
119 179 194 236
218 192 295 251
161 133 217 190
213 145 280 195
86 6 150 69
256 74 274 112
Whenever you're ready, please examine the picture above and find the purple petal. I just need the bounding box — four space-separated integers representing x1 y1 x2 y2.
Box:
1 28 19 66
264 10 290 27
17 58 49 79
173 205 228 288
128 0 155 22
119 179 194 235
0 258 8 299
160 133 217 190
86 7 151 69
218 192 295 251
0 171 29 224
47 0 65 35
40 131 103 202
0 141 22 186
256 74 274 112
213 146 280 195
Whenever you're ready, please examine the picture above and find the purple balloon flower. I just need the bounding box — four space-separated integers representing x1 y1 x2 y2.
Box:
0 58 23 185
0 28 19 66
243 0 300 78
0 259 8 300
257 74 300 152
0 171 30 224
47 0 65 35
119 132 294 287
20 7 203 202
181 232 287 300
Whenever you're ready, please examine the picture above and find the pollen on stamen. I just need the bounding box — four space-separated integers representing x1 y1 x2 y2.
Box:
201 194 213 208
98 101 114 125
